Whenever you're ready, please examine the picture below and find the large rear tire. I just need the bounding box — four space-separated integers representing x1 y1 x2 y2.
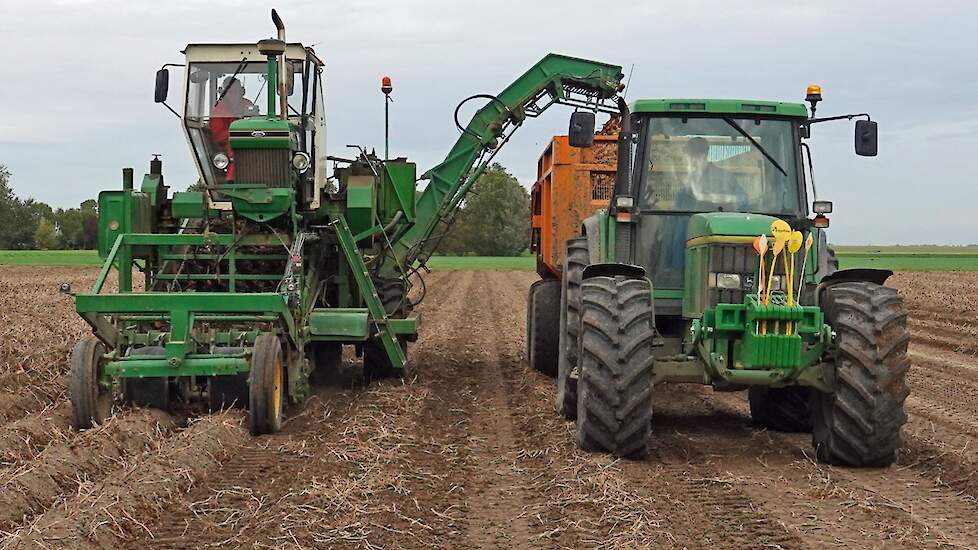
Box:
555 237 588 419
527 278 560 377
364 278 409 382
813 282 910 467
249 334 285 435
70 337 112 429
576 276 654 459
748 386 813 432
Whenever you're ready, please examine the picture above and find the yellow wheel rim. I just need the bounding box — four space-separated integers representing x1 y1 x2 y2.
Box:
272 354 283 417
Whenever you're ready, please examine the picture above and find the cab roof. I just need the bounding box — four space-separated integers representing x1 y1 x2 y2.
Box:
630 98 808 118
182 43 322 65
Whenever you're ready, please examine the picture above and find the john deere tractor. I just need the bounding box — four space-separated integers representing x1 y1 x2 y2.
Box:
67 10 624 435
534 90 909 466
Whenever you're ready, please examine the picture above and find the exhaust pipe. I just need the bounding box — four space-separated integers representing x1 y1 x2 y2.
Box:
271 9 288 120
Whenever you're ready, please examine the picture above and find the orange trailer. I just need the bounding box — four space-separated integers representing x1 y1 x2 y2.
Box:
529 134 617 279
526 133 617 376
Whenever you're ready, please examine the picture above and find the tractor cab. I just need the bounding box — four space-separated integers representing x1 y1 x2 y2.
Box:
155 41 327 216
627 100 809 317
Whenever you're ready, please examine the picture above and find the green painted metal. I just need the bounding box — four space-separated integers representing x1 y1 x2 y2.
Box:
685 212 781 241
222 186 293 222
332 215 406 368
631 98 808 118
106 357 250 378
308 308 369 339
228 117 292 150
171 191 206 218
394 54 623 272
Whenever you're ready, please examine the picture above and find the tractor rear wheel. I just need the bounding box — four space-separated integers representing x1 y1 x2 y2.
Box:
556 237 588 419
527 278 560 377
813 282 910 466
364 278 409 382
70 337 112 429
748 387 813 432
121 346 170 410
249 334 285 435
309 342 342 385
576 276 654 459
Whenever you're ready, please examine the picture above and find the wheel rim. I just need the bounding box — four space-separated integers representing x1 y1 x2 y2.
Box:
272 353 283 418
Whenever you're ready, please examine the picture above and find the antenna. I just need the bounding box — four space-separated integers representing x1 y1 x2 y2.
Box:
623 64 636 100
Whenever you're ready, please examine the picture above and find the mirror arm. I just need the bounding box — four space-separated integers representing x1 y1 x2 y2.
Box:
807 113 871 125
800 142 817 201
159 102 180 119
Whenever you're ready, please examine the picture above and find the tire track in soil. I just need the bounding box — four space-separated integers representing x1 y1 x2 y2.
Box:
128 270 477 548
492 271 806 549
707 391 978 548
455 271 538 549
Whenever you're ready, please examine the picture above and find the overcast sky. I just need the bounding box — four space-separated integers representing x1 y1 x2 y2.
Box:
2 0 976 244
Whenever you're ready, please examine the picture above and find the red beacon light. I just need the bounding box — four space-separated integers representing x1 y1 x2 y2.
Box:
381 76 393 95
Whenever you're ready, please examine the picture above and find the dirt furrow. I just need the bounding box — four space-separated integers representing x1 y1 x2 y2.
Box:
0 402 71 468
3 412 248 549
708 391 978 548
0 408 175 534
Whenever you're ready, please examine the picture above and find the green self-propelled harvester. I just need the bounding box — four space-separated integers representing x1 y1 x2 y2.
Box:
68 10 625 434
532 90 910 466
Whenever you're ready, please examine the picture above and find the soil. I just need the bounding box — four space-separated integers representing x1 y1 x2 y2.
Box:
1 266 978 548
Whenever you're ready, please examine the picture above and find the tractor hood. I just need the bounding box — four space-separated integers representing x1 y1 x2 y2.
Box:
686 212 782 242
228 118 293 150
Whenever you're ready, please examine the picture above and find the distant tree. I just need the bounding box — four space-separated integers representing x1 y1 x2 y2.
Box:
33 219 59 250
441 163 530 257
55 200 98 249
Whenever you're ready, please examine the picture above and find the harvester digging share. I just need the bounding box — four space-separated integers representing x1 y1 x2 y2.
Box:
66 10 625 435
528 87 911 465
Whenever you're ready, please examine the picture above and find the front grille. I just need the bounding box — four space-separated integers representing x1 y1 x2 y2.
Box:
235 149 290 187
708 243 802 307
709 244 755 306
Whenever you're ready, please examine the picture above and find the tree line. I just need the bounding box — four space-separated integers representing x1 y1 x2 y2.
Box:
0 162 531 256
0 165 97 250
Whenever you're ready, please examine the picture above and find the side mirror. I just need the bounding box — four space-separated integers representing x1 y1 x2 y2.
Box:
855 119 877 157
568 111 595 148
154 68 169 103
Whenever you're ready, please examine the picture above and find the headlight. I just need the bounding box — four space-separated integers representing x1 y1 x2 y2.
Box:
292 152 311 172
212 152 230 170
709 273 742 290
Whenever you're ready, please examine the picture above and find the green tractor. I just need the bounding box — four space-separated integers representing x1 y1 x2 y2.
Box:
67 10 625 434
543 89 909 466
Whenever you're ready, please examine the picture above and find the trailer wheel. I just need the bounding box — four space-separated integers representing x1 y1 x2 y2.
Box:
576 276 654 459
249 334 285 435
556 237 588 419
70 337 112 429
813 282 910 466
748 387 813 432
120 346 170 410
527 278 560 377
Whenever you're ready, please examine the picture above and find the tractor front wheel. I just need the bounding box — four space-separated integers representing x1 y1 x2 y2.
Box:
813 282 910 466
748 386 813 432
249 334 285 435
70 337 112 429
576 276 654 459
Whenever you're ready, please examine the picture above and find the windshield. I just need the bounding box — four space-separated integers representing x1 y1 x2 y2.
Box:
639 116 801 215
634 115 803 291
183 61 303 186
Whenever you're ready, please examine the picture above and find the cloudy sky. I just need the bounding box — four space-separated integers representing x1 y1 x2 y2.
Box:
2 0 976 244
